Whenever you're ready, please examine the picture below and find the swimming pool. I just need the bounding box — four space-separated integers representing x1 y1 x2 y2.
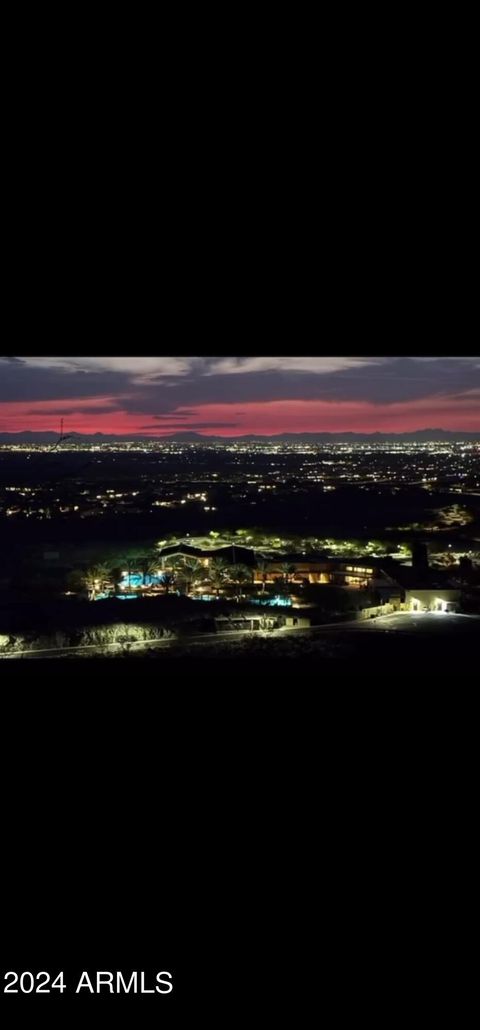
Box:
95 592 138 600
120 572 164 589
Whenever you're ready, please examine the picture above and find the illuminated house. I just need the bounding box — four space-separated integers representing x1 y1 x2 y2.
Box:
381 543 461 612
157 547 393 590
406 590 459 613
385 564 460 612
252 555 384 589
153 544 461 611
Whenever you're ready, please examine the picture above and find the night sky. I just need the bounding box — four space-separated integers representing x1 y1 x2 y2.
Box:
0 356 479 435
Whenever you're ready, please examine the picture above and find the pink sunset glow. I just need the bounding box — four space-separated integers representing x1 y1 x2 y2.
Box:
0 394 479 435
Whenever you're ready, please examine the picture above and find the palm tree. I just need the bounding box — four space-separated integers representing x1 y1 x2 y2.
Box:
83 570 98 600
120 556 140 590
139 553 161 586
181 557 205 595
95 562 111 582
230 564 254 600
191 565 209 593
167 555 207 595
83 563 110 599
256 560 269 594
207 558 230 597
281 563 296 587
165 555 191 594
110 566 124 593
161 572 175 595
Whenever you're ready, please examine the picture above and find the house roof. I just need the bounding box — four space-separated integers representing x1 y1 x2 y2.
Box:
157 544 257 566
386 565 457 590
158 544 205 558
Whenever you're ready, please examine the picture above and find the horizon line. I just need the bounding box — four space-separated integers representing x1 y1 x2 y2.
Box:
1 427 479 439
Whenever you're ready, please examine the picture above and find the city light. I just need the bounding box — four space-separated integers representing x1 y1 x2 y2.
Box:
0 430 478 657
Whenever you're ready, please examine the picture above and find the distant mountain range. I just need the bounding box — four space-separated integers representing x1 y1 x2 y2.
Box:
0 429 479 444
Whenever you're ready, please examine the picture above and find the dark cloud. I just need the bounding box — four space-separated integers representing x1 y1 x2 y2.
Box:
1 357 479 413
139 422 239 430
118 358 480 412
0 362 133 403
150 411 198 420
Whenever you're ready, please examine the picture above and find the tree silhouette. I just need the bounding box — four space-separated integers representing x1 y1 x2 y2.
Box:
120 556 139 590
281 563 296 586
110 566 124 593
161 572 175 595
257 560 269 593
229 564 254 600
207 558 230 597
83 563 111 599
139 553 161 585
181 557 206 594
